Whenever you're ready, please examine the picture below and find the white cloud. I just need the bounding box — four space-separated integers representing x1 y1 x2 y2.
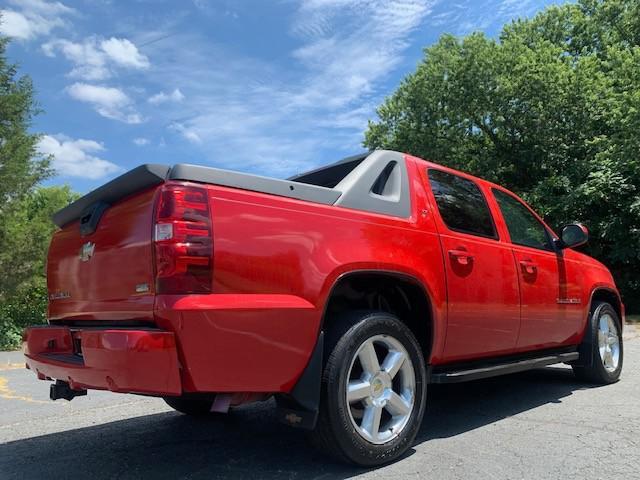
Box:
6 0 432 178
66 83 143 124
43 38 108 80
0 11 33 40
148 88 185 105
169 122 202 144
42 36 149 81
0 0 73 41
101 38 150 69
290 0 433 108
7 0 556 183
424 0 540 36
67 83 129 108
38 134 122 180
138 1 432 176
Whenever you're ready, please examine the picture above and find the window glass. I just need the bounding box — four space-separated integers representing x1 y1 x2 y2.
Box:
428 169 497 238
493 189 553 251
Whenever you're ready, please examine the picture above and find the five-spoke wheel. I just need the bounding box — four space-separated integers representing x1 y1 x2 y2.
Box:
597 312 620 373
346 335 415 444
310 311 427 466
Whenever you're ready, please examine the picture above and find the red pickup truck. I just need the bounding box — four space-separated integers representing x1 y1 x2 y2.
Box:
24 150 624 466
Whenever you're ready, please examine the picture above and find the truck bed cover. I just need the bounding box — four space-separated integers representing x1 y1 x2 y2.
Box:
52 150 411 228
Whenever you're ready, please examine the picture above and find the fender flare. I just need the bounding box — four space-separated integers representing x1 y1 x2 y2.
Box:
276 269 436 429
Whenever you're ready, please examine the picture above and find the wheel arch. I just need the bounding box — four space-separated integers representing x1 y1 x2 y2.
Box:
320 269 436 364
276 269 437 429
589 287 624 323
573 287 625 379
573 286 624 369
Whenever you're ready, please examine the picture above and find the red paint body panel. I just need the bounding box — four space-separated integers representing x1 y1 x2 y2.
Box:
510 247 583 349
154 294 318 392
483 185 591 351
419 168 521 361
26 153 623 397
47 187 157 322
23 326 181 395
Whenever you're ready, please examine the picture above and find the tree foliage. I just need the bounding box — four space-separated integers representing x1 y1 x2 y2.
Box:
0 34 53 299
0 32 76 348
0 37 51 208
365 0 640 312
0 186 78 349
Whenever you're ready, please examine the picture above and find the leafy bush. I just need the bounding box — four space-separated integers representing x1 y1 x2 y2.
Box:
0 279 47 350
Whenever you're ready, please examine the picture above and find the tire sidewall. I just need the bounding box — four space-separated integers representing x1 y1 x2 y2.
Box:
163 396 215 415
324 312 427 466
589 302 623 382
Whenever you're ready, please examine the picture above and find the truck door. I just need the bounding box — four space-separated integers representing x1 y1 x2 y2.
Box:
490 188 583 349
424 169 520 362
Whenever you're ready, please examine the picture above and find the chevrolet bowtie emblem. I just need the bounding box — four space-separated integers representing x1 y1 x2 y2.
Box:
285 412 302 425
79 241 95 262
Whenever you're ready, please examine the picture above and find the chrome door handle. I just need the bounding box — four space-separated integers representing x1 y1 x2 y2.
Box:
519 260 537 274
448 249 474 265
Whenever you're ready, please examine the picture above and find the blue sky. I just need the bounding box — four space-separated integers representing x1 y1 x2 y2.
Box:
2 0 564 193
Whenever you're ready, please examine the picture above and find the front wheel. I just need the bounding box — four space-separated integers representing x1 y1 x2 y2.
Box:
310 311 427 466
573 301 623 384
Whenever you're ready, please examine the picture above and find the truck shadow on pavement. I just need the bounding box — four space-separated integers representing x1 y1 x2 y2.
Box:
1 367 596 480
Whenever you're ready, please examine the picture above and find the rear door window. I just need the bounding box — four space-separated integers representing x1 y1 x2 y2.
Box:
427 169 497 239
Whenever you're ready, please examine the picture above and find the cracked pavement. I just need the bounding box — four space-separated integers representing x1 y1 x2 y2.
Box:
1 325 638 479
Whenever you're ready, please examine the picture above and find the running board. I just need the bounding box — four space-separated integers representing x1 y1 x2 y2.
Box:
430 351 579 384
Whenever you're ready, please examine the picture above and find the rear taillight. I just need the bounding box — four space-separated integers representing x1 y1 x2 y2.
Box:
154 183 212 294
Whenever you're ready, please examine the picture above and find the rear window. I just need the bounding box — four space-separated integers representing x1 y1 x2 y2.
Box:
288 154 367 188
428 169 497 239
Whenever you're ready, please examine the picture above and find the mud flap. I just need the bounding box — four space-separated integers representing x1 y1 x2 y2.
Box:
275 331 323 430
574 310 596 367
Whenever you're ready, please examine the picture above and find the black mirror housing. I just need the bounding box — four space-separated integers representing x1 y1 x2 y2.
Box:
558 223 589 249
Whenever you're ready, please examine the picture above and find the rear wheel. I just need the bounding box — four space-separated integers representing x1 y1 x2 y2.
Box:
163 396 215 416
573 301 623 384
310 311 427 466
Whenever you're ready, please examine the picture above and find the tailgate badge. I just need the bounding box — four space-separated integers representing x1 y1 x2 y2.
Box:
79 242 95 262
49 291 71 300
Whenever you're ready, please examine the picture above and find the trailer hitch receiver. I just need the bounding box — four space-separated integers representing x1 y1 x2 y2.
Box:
50 380 87 401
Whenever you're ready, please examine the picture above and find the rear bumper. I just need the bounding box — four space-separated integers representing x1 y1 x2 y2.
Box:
23 326 181 396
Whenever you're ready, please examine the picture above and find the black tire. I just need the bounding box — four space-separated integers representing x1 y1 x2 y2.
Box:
309 311 428 466
572 301 623 384
163 396 216 416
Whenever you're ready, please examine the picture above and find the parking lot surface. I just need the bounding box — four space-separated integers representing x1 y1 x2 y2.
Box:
1 326 638 479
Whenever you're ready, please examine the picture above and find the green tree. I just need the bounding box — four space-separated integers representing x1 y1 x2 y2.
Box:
0 33 53 300
0 186 78 349
365 0 640 312
0 30 77 348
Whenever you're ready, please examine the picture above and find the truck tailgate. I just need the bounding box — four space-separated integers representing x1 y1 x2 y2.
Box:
47 166 168 323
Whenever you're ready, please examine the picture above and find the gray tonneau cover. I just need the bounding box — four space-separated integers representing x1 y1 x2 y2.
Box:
169 164 342 205
52 150 410 228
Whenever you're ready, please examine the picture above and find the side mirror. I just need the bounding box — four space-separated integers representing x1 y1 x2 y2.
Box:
557 223 589 249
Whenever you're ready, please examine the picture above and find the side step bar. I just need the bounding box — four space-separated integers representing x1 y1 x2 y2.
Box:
430 351 579 384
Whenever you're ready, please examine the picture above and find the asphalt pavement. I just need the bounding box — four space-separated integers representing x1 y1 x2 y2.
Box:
1 325 638 480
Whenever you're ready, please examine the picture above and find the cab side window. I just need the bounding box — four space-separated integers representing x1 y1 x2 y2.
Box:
428 169 497 239
492 188 553 251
